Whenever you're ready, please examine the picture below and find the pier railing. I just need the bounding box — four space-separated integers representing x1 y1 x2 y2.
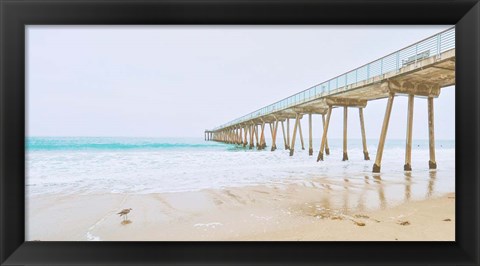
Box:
212 27 455 131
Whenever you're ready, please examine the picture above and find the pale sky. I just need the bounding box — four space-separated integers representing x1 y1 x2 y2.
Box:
27 25 454 140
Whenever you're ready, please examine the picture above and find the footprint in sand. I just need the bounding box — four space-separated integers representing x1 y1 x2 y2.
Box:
213 198 224 206
398 220 410 226
355 214 381 223
353 221 366 226
443 218 452 222
354 214 369 219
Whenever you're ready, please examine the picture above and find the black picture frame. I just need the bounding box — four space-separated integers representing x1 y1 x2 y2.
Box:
1 0 479 265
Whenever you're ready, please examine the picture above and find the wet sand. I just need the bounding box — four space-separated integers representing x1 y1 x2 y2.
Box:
26 177 455 241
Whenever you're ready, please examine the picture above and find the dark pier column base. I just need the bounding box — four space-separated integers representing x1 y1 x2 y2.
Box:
342 152 349 161
363 151 370 160
317 152 324 162
309 148 313 156
429 160 437 169
372 164 381 173
325 148 330 155
404 163 412 171
289 149 294 156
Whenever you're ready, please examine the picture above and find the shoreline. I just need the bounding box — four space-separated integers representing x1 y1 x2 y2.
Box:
26 183 455 241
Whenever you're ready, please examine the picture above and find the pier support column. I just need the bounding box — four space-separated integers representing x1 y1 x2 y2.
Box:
259 122 266 150
317 106 332 161
270 121 278 151
243 126 248 147
308 114 313 156
249 124 255 149
254 124 259 148
269 123 274 151
359 108 370 160
286 118 290 150
235 128 238 144
298 115 305 150
428 96 437 169
281 121 288 150
343 107 349 161
322 114 330 155
238 127 242 145
233 128 237 144
290 114 300 156
273 120 279 151
372 93 395 173
404 95 414 171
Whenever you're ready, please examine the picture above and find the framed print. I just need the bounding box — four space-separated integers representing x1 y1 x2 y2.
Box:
1 0 479 265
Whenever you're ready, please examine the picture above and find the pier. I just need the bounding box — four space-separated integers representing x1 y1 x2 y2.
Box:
206 27 455 173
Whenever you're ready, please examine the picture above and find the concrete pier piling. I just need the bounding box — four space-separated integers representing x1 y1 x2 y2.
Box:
270 120 278 151
317 106 332 162
343 107 349 161
249 124 255 149
428 96 437 169
243 126 248 147
259 122 266 150
290 114 300 156
286 118 290 150
254 124 259 148
281 121 288 150
238 127 242 145
275 120 279 151
321 114 330 155
308 114 313 156
298 115 305 150
359 108 370 160
373 93 395 173
404 95 414 171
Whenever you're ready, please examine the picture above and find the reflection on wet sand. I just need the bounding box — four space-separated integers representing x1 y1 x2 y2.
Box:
355 177 369 212
404 172 412 202
342 178 350 212
327 169 440 213
427 170 437 198
373 175 387 209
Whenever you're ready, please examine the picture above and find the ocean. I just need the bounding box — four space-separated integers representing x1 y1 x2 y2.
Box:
26 137 455 201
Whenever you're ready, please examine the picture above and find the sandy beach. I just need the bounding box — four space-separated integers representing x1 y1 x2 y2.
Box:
26 181 455 241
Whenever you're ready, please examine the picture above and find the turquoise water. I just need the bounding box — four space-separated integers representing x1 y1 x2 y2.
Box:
27 137 454 151
27 137 226 151
26 137 455 200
